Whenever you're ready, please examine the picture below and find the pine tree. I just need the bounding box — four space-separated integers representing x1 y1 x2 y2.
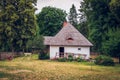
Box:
68 4 78 27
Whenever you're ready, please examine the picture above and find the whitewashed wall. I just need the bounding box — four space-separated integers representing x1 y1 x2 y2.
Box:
50 46 59 59
50 46 90 59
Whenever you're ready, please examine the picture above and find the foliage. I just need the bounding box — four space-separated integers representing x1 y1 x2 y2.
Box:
77 22 89 38
110 0 120 23
68 4 78 27
0 0 37 52
95 55 115 66
78 0 89 38
26 35 44 51
67 55 73 62
102 28 120 63
39 52 49 60
109 1 120 63
37 6 67 36
79 0 120 59
58 57 67 62
57 56 87 62
76 57 85 62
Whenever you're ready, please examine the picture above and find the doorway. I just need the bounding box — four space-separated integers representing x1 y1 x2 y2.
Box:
59 47 64 57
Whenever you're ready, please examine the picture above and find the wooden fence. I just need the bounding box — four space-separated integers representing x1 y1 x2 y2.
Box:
0 52 24 60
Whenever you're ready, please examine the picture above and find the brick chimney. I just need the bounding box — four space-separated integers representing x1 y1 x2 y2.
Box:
63 21 68 27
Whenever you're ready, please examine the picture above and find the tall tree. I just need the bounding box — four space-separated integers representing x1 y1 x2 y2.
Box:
77 22 89 38
79 0 120 63
0 0 37 52
68 4 78 27
77 1 89 38
79 0 118 52
103 0 120 63
102 28 120 63
110 0 120 23
37 6 67 36
17 0 37 52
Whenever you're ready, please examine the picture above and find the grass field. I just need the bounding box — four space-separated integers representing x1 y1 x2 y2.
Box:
0 54 120 80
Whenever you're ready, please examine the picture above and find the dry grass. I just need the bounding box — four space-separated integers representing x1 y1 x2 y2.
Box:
0 54 120 80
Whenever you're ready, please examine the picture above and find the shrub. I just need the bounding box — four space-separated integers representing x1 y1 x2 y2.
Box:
77 57 84 62
76 56 86 62
58 57 67 62
39 52 49 60
67 55 73 62
95 55 115 66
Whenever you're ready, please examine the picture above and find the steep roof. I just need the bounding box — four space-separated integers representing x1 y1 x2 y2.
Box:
44 23 93 46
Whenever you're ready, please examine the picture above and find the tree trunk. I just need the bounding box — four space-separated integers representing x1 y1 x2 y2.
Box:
12 46 14 53
119 56 120 64
23 48 25 54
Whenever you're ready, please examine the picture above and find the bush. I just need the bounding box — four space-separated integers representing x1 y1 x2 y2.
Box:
95 55 115 66
39 52 49 60
67 55 73 62
58 57 67 62
76 56 87 62
77 57 84 62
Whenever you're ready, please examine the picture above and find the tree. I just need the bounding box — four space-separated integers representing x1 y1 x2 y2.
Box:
102 29 120 63
79 0 120 64
68 4 78 27
0 0 19 51
77 22 89 38
77 1 89 38
79 0 118 52
16 0 37 52
102 0 120 63
26 35 44 52
0 0 37 52
37 6 67 36
110 0 120 23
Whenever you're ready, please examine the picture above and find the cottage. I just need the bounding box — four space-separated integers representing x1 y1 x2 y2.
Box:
44 22 93 59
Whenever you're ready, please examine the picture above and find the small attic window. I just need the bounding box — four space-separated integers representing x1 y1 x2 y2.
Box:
67 38 73 40
78 48 81 50
66 34 73 41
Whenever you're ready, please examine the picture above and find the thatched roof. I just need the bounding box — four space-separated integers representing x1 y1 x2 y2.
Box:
44 23 93 46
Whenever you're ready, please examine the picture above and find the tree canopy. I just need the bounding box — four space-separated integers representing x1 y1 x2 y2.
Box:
79 0 120 63
110 0 120 23
0 0 37 52
37 6 67 36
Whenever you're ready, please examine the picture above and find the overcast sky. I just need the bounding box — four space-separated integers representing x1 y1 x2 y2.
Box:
36 0 83 14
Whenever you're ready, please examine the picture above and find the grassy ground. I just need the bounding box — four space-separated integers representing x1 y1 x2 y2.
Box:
0 54 120 80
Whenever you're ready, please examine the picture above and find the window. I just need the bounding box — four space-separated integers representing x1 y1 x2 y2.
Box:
78 48 81 50
67 38 73 40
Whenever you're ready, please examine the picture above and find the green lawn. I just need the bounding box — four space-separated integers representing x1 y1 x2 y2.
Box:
0 54 120 80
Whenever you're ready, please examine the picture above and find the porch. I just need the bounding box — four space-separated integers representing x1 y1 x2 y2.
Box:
55 52 87 59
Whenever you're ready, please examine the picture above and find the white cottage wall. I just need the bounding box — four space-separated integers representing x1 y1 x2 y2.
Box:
50 46 59 59
50 46 90 59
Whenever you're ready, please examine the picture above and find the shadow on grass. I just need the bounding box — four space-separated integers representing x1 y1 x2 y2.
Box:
0 71 33 80
0 71 15 79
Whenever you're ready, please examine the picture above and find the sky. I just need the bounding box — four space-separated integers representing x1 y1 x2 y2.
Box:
36 0 83 14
